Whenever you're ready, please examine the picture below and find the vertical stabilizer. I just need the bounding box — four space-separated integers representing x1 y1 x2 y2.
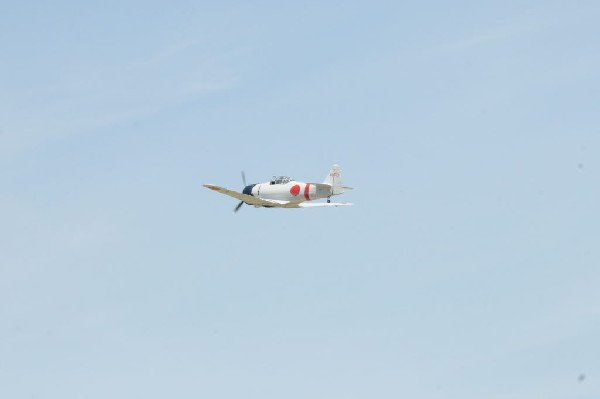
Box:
323 164 345 195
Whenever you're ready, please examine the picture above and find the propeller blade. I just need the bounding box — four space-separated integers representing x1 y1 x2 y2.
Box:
234 200 244 213
241 171 247 187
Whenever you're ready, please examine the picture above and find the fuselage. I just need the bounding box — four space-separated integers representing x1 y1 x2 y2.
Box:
243 178 331 204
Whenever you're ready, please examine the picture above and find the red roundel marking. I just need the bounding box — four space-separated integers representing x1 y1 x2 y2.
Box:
304 184 311 200
290 184 300 196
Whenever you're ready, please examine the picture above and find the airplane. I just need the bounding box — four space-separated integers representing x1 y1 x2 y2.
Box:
204 164 353 212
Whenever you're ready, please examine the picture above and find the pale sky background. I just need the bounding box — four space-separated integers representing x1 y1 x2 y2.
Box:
1 1 599 398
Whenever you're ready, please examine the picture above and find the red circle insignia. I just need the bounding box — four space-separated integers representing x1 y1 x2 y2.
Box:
290 184 301 196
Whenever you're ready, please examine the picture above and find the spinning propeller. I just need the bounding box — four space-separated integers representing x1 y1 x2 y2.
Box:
234 171 247 213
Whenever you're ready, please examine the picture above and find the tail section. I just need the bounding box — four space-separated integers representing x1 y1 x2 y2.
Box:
322 164 351 195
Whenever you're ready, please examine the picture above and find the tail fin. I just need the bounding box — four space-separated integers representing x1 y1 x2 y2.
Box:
322 164 351 195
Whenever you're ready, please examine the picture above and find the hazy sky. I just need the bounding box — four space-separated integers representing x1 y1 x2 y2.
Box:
1 1 599 398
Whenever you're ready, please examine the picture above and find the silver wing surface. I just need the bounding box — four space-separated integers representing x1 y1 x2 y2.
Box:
297 202 353 207
203 184 285 207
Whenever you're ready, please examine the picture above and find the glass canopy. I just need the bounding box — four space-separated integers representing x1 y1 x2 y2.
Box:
270 176 293 185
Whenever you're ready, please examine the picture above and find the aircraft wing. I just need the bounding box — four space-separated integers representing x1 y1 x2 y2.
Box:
203 184 286 207
297 202 353 207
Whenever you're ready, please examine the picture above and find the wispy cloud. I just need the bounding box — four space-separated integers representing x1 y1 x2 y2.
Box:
0 41 238 154
435 15 553 55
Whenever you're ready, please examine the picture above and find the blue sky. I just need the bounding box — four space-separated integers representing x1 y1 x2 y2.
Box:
1 1 599 398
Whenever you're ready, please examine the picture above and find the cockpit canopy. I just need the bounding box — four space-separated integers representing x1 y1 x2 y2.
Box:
270 176 293 185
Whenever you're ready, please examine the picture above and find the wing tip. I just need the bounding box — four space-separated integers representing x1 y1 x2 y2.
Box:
203 184 221 191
